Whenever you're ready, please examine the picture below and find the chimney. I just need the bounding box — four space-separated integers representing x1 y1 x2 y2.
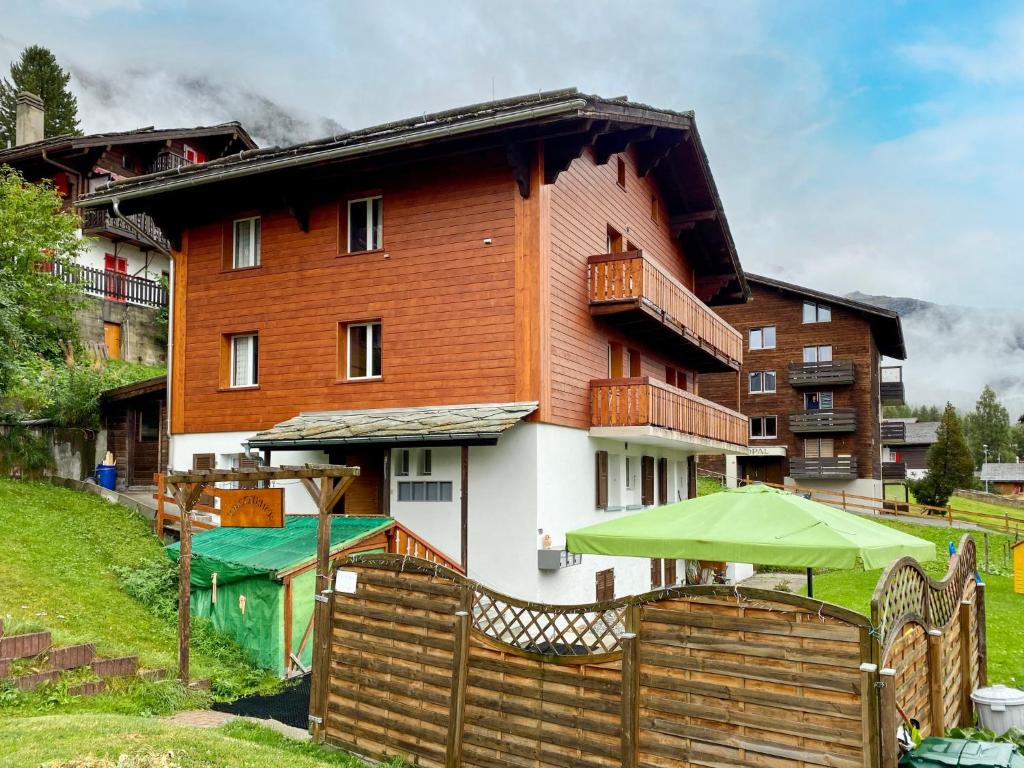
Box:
15 91 45 146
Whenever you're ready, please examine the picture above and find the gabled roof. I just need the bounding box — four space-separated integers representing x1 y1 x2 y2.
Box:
100 376 166 404
980 463 1024 483
746 273 906 359
0 122 257 165
248 402 538 449
77 88 748 303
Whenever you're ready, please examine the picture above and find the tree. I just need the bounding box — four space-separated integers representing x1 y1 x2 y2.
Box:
963 385 1012 466
883 403 943 421
0 46 81 147
910 403 976 508
0 166 82 400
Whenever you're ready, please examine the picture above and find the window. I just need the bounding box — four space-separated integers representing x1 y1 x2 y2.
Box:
748 370 777 394
750 416 778 439
650 194 659 222
347 196 382 252
804 391 834 410
606 225 624 253
230 333 258 387
625 457 634 489
596 568 615 601
395 449 410 477
138 403 160 442
748 326 776 350
182 143 206 164
616 157 626 189
346 321 382 379
804 438 835 458
802 301 832 324
233 217 261 268
803 345 833 363
418 449 432 476
397 481 453 502
595 450 609 509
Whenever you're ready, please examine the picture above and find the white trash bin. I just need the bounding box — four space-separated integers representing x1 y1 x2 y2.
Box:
970 684 1024 734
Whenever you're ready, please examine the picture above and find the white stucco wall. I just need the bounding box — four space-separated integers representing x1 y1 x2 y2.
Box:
80 234 169 282
784 475 883 502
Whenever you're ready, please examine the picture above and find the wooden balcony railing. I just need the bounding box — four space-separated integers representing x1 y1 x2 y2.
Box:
788 408 857 433
882 461 908 481
147 152 190 174
591 377 748 448
787 360 855 387
881 421 907 442
384 520 464 574
52 262 168 308
880 366 905 406
789 456 858 479
81 208 170 250
588 251 743 369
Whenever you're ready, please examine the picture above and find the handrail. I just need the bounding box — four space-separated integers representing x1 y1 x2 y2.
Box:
52 262 168 308
385 520 465 574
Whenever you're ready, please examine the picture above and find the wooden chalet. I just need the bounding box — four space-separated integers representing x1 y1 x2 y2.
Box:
701 273 907 498
77 88 751 602
99 376 167 489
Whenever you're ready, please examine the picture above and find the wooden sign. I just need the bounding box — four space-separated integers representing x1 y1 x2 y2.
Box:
217 487 284 528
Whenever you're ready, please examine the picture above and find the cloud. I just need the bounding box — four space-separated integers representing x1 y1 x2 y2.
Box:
899 10 1024 84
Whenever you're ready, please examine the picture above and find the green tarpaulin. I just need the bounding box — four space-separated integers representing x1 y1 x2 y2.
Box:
566 484 935 570
166 515 391 675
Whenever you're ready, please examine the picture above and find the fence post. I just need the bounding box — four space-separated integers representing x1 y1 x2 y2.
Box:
879 667 898 768
976 582 988 688
860 661 880 768
620 604 641 768
445 590 471 768
927 629 944 734
958 601 975 726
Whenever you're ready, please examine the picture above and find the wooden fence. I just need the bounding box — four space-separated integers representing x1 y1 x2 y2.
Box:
314 555 896 767
872 535 985 766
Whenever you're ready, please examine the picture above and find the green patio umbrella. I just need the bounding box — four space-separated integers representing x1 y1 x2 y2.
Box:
566 484 935 596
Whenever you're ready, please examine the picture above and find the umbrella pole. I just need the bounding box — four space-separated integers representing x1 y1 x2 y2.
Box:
806 568 813 598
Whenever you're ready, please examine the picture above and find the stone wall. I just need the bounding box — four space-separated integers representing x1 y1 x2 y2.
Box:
76 297 166 366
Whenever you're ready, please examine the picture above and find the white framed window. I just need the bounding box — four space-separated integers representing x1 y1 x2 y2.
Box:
230 333 258 387
802 301 832 324
233 217 261 268
748 326 776 350
395 449 410 477
347 196 382 252
748 370 777 394
418 449 432 476
803 345 833 363
804 391 834 410
750 416 778 439
346 321 382 379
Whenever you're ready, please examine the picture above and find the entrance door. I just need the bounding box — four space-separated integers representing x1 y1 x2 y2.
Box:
104 322 122 360
130 400 162 485
741 457 784 486
327 446 386 514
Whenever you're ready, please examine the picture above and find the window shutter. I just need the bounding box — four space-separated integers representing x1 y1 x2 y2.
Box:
650 559 662 588
657 458 668 505
664 558 677 586
596 568 615 602
595 451 609 509
641 456 655 506
237 454 260 489
686 456 697 499
192 453 216 506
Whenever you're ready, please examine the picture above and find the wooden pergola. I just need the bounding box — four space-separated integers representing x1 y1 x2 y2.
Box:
164 464 359 686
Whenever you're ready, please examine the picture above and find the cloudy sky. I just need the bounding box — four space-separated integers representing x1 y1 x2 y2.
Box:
2 0 1023 410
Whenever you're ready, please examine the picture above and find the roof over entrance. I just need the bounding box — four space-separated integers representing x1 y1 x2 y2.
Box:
246 402 538 449
166 514 392 586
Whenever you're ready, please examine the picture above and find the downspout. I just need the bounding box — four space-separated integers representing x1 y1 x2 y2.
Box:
41 149 84 201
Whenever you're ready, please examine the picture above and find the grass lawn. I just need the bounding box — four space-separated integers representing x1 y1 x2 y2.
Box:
0 714 383 767
807 519 1024 685
948 494 1024 534
0 479 279 715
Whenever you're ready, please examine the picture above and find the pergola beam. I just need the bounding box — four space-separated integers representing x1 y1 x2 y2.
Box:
164 465 359 484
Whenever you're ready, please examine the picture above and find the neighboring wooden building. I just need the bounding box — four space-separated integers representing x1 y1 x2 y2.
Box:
0 93 255 364
701 274 906 498
100 376 167 489
881 418 939 481
77 89 751 602
980 463 1024 496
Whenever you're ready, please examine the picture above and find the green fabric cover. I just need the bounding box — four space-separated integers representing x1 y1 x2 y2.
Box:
566 484 935 570
900 738 1024 767
165 515 392 676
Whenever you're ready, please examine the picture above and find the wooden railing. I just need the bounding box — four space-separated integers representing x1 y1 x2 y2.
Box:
787 360 855 386
881 421 907 442
882 461 908 481
153 474 216 536
53 262 168 308
788 408 857 433
385 520 465 574
789 456 858 479
147 152 190 174
881 365 905 405
588 251 743 366
591 377 748 447
81 208 170 250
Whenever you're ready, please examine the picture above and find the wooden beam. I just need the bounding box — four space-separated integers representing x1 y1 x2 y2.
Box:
169 479 208 685
324 475 357 513
505 141 532 198
460 445 469 572
593 125 656 165
670 209 718 236
164 465 359 484
635 128 685 177
542 128 594 185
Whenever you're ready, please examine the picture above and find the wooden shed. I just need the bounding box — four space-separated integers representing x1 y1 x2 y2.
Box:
100 376 167 489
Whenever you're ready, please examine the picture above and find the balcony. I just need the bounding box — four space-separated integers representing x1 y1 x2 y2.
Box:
787 361 855 387
590 377 748 451
81 209 170 250
882 461 908 481
788 408 857 434
881 421 907 443
789 456 858 480
880 366 905 406
147 152 189 174
588 251 742 373
53 263 167 308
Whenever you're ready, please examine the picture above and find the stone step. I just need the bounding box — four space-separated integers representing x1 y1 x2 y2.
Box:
68 680 106 697
137 667 167 682
48 643 96 672
187 678 211 691
91 655 138 678
0 631 51 660
14 670 59 691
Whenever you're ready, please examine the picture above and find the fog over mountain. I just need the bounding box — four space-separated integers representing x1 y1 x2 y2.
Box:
848 291 1024 417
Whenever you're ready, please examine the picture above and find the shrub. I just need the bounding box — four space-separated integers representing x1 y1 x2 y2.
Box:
0 425 54 477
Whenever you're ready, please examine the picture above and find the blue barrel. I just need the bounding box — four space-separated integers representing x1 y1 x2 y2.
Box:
95 464 117 490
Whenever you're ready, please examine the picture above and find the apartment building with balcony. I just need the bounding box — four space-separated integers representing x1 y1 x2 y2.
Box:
701 274 906 499
78 89 750 602
0 91 255 363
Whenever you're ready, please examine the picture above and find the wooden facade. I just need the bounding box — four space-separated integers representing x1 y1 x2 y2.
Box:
701 276 905 485
100 376 167 488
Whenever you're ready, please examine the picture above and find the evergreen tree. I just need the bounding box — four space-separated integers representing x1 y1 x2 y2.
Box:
963 385 1012 465
910 403 976 508
0 46 81 147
